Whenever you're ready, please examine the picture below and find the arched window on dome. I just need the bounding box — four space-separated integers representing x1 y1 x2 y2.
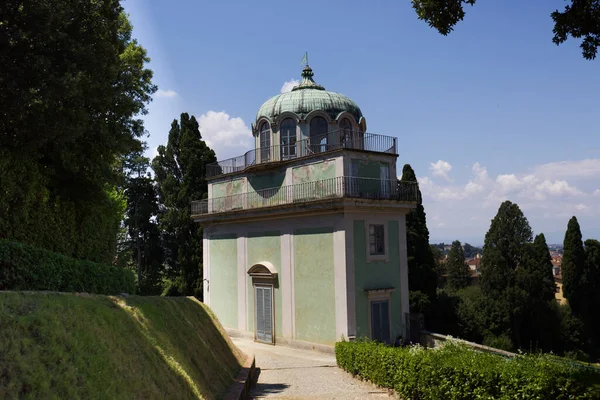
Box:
259 121 271 162
309 116 328 154
280 118 297 160
339 118 353 148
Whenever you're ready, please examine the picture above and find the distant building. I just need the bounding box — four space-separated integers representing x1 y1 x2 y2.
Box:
466 254 481 273
192 66 419 348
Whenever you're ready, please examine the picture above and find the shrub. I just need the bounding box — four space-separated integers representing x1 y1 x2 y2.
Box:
335 340 600 399
0 239 135 295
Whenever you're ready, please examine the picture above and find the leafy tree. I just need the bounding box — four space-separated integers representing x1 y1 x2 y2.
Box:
583 239 600 353
463 243 482 259
446 240 471 291
514 234 559 351
430 244 446 285
0 0 155 262
401 165 437 305
411 0 600 60
480 201 532 348
121 151 163 294
562 216 586 315
152 113 216 298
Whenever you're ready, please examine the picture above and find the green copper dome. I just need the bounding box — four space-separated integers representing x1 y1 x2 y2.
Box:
256 66 363 123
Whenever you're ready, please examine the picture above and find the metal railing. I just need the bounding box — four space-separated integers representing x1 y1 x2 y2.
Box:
206 131 397 178
191 177 418 215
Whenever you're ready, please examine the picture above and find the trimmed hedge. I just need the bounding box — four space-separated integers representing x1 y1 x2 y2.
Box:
0 239 135 295
336 339 600 400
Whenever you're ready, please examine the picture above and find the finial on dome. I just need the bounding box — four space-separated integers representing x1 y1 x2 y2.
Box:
292 64 325 91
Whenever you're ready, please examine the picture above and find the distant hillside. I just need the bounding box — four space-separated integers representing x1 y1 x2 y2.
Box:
0 293 245 399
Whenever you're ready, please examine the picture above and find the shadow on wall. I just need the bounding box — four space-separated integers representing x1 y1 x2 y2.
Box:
248 171 286 194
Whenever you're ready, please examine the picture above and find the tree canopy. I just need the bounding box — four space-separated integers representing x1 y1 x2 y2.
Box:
562 216 586 314
401 164 437 302
411 0 600 60
152 113 216 298
0 0 156 262
446 240 470 291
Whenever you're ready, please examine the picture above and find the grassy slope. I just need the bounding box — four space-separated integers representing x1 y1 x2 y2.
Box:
0 293 245 399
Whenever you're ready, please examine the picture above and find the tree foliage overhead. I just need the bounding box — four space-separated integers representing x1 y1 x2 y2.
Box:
152 113 216 298
411 0 600 60
401 164 437 302
0 0 156 262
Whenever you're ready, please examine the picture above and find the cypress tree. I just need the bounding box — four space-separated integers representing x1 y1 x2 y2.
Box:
481 201 533 294
152 113 217 298
532 233 559 302
562 216 586 315
401 164 437 301
583 239 600 349
446 240 471 291
515 234 558 350
480 201 533 348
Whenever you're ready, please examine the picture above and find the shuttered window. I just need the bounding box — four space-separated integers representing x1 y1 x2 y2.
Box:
369 224 385 255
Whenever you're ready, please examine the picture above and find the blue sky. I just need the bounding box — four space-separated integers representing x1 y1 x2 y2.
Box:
123 0 600 245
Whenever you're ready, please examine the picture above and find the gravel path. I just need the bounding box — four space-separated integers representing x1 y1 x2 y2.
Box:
231 338 391 399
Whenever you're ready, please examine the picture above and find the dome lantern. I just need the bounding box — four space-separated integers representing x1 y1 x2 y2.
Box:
255 65 363 125
291 65 325 91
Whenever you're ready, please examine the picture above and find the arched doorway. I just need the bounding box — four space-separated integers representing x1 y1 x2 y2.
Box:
248 262 278 344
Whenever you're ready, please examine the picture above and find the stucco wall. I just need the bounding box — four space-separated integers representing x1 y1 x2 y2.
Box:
350 158 390 178
246 170 287 208
209 234 238 329
292 159 336 184
353 220 403 341
246 231 282 338
294 227 337 345
212 178 245 210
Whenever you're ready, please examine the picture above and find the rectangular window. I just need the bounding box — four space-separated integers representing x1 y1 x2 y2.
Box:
369 224 385 255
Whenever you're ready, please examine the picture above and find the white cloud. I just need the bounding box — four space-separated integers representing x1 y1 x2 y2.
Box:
197 110 253 160
465 181 484 194
533 159 600 180
429 160 453 180
420 159 600 244
534 180 582 197
472 162 489 181
155 89 178 98
496 174 522 192
280 79 299 93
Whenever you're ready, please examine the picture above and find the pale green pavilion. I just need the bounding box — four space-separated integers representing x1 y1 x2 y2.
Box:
192 65 418 349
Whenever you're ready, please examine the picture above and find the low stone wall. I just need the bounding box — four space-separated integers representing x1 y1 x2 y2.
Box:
420 331 517 358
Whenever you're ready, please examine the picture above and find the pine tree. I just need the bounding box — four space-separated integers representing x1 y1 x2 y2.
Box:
531 234 558 303
446 240 471 291
401 165 437 302
562 216 586 315
583 239 600 349
152 113 216 298
121 150 163 294
514 234 558 350
480 201 533 348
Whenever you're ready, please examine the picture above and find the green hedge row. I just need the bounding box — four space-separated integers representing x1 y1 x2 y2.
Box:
336 339 600 400
0 239 135 295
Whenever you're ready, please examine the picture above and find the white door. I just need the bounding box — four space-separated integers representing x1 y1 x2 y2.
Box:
255 286 273 343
